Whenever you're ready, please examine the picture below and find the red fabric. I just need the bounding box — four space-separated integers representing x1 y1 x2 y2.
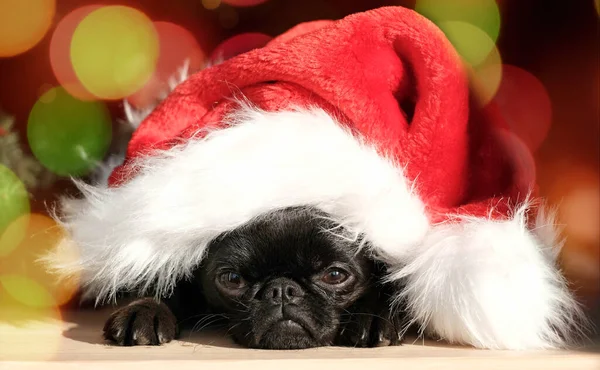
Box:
110 6 535 222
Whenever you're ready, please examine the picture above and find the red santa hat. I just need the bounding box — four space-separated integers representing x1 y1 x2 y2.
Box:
48 7 582 350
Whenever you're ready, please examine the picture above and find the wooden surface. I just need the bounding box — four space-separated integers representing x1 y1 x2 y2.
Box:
1 307 599 370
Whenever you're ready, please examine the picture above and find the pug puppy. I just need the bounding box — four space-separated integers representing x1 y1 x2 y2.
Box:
103 206 403 349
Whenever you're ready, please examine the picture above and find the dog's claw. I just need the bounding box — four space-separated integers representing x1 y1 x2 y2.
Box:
103 298 178 346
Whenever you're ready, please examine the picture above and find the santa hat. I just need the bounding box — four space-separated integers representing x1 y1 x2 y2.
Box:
48 7 583 350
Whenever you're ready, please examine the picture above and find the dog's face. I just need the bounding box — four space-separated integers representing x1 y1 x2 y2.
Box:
197 207 376 349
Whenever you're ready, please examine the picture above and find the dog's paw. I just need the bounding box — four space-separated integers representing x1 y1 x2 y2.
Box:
337 311 403 347
369 313 403 347
336 287 404 348
103 298 178 346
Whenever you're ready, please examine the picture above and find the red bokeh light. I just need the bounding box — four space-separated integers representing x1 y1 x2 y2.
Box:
49 6 101 101
497 128 537 192
209 32 272 64
128 21 205 108
493 65 553 152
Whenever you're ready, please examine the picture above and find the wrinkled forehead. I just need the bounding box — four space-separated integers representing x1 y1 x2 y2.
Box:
207 208 359 277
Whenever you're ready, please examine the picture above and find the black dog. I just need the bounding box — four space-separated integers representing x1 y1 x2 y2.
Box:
103 207 403 349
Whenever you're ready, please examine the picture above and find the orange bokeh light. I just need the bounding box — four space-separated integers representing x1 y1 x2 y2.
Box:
0 0 56 57
550 166 600 244
0 213 80 307
562 185 600 244
128 21 206 109
493 65 553 153
49 5 100 101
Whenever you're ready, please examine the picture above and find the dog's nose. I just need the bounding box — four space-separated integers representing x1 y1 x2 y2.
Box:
263 278 303 304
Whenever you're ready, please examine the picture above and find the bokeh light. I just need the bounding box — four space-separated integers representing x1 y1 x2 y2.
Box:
562 184 600 243
496 129 537 192
0 0 56 57
0 165 30 257
551 166 600 244
0 275 55 308
469 45 503 106
552 166 600 300
0 213 80 307
438 21 497 67
129 22 206 109
50 5 101 101
70 6 159 100
202 0 222 9
27 87 112 176
0 299 62 361
415 0 501 43
493 65 552 152
0 216 68 362
0 214 30 259
219 6 240 29
210 32 272 64
222 0 269 7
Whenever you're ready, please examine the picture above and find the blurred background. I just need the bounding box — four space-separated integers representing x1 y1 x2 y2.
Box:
0 0 598 348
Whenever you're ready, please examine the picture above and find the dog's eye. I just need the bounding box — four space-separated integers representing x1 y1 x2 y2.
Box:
321 268 349 285
219 272 246 290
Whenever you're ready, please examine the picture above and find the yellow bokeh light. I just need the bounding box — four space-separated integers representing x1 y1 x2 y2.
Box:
437 21 503 106
1 213 80 307
70 6 159 100
49 5 102 101
0 0 56 57
0 165 30 257
415 0 501 43
0 274 56 308
0 214 30 258
439 21 497 67
469 43 503 106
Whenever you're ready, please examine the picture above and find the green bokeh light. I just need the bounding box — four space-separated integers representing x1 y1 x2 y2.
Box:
438 21 497 67
27 87 112 177
416 0 501 43
70 6 159 100
0 166 30 257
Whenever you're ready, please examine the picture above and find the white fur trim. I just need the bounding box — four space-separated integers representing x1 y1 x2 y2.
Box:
388 202 586 349
47 106 428 302
44 103 584 349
